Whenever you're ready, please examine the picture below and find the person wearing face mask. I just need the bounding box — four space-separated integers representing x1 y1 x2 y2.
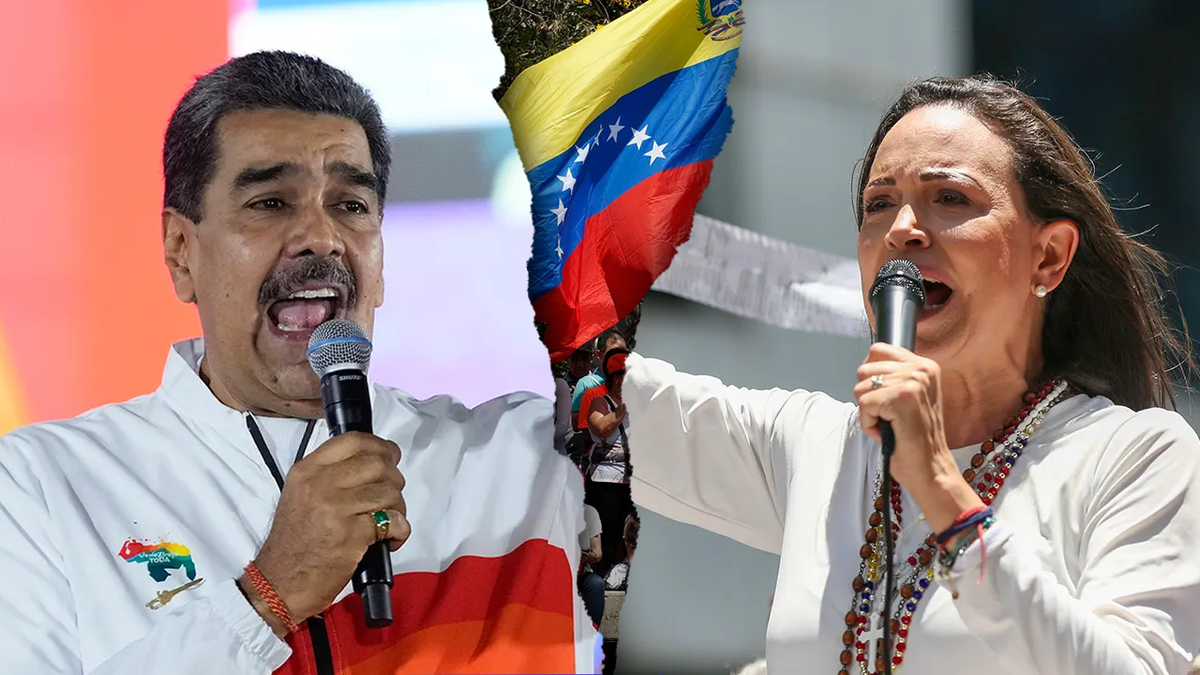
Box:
623 75 1200 674
0 51 592 674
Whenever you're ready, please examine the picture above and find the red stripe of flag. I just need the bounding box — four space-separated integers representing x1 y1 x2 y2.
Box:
535 161 714 361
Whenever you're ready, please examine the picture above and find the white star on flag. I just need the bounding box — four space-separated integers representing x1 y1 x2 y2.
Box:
556 236 564 259
645 140 668 165
627 125 651 150
592 129 602 148
557 168 576 193
574 143 590 164
607 117 625 142
550 199 568 225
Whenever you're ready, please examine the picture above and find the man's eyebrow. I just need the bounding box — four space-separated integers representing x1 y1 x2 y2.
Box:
328 161 380 194
232 163 298 190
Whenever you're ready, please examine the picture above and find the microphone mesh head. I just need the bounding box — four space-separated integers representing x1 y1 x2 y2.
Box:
870 259 926 304
306 319 372 376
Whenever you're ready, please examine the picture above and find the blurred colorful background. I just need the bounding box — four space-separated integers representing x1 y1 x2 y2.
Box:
0 0 546 435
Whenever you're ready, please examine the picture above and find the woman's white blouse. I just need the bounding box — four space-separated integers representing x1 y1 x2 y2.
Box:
624 353 1200 674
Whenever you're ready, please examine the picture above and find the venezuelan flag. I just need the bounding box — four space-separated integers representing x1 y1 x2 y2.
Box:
500 0 743 361
0 322 28 435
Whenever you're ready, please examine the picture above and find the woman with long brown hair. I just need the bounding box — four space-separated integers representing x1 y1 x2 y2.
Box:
624 75 1200 673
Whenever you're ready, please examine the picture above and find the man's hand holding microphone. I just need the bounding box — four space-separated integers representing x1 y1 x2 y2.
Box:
238 432 410 637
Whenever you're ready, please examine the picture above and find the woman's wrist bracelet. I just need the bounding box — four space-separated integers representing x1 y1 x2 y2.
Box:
936 516 996 598
936 506 993 546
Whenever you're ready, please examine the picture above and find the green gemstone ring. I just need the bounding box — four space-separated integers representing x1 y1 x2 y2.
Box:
372 510 391 541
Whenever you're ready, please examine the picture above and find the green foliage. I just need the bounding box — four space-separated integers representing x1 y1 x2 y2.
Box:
487 0 650 101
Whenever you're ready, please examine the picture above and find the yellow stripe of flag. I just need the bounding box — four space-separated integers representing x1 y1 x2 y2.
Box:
0 323 28 436
498 0 742 171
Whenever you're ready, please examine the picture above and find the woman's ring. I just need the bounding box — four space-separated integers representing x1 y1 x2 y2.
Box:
372 510 391 541
870 375 885 390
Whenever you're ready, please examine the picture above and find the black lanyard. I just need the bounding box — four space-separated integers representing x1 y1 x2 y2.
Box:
244 414 333 675
245 414 317 490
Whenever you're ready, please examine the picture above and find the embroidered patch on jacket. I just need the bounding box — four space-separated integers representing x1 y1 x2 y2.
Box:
118 538 205 610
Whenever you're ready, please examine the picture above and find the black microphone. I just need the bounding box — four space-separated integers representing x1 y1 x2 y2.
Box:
870 259 926 455
867 259 925 675
306 319 393 628
870 259 924 354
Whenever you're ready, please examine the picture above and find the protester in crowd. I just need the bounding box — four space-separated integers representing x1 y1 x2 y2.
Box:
554 368 572 454
572 329 627 427
575 333 629 434
604 508 639 591
578 503 606 627
585 349 632 572
567 345 594 390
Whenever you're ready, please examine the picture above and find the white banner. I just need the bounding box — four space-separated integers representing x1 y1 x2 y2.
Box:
651 214 870 337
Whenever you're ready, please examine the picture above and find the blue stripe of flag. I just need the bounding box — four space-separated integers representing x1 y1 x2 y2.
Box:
526 48 739 301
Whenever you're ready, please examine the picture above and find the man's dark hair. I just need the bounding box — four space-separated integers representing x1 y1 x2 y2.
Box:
163 50 391 223
593 328 626 354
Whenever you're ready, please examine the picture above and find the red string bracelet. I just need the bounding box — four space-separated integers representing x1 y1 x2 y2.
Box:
937 505 989 546
245 562 299 633
954 505 989 525
950 504 988 535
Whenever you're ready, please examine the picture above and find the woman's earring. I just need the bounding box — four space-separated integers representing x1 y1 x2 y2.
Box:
1034 284 1049 298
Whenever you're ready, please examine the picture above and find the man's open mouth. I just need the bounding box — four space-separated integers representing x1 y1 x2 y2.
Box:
266 286 346 334
922 279 953 311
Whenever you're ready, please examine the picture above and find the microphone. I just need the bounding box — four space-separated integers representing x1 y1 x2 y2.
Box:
867 259 925 675
306 319 393 628
870 259 925 355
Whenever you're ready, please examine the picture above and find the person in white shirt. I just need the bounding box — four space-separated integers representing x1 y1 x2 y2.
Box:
623 75 1200 674
0 51 592 674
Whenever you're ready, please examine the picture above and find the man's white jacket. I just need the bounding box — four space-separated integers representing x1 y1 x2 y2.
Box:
0 339 594 674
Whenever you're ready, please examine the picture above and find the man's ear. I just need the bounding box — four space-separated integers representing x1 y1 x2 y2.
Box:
163 208 197 304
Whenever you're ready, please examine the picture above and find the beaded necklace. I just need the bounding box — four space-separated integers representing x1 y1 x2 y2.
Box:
836 378 1070 674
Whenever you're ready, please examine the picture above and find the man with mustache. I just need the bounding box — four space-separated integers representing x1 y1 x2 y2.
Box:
0 51 591 674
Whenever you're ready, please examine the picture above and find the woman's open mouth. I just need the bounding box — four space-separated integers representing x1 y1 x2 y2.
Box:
922 279 953 313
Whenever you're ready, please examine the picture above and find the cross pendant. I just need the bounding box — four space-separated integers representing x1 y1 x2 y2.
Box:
864 612 886 671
